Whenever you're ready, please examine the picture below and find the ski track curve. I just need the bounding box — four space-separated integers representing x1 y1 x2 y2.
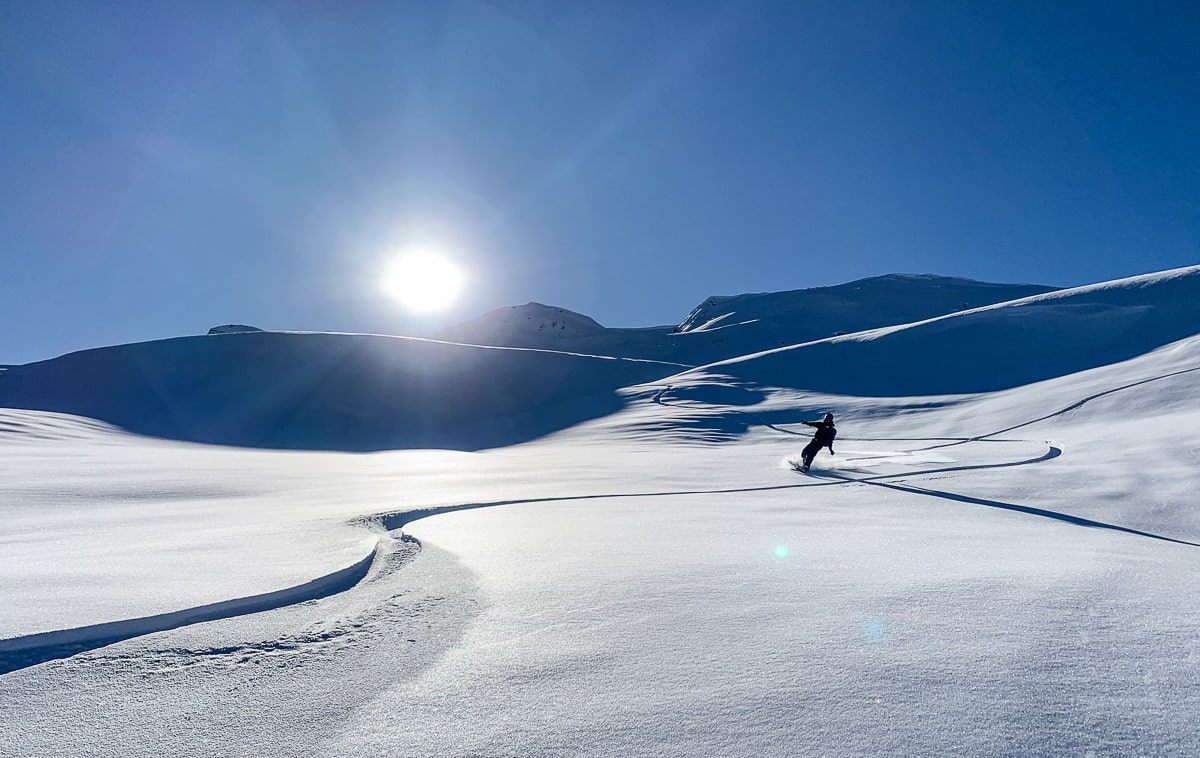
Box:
649 364 1200 547
377 447 1066 536
0 542 382 676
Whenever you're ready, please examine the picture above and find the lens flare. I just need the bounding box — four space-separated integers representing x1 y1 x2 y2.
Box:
774 544 789 559
865 620 887 642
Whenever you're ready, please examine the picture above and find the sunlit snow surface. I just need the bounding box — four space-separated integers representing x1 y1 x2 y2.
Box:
2 269 1200 756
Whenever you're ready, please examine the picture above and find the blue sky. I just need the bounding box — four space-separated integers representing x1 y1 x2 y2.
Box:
2 1 1197 364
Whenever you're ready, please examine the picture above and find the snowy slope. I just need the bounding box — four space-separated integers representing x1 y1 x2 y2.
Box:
687 265 1200 396
674 272 1056 339
2 331 1198 755
0 331 685 450
1 266 1199 757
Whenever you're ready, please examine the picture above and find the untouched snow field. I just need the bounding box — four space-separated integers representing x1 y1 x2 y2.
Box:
1 268 1199 756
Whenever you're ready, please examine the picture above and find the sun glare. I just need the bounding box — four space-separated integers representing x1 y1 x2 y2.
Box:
381 250 465 314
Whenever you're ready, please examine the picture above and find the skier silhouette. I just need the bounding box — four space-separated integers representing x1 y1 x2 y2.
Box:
798 413 836 472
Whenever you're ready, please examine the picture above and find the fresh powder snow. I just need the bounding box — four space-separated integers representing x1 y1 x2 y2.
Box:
1 267 1198 756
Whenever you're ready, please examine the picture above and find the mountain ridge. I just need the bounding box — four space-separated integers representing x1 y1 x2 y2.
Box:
1 267 1196 451
433 273 1059 363
686 265 1200 396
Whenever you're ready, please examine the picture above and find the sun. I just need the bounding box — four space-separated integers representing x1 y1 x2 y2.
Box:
381 250 465 314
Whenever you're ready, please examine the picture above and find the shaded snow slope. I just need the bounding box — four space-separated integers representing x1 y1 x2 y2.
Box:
0 331 683 451
675 272 1056 342
689 265 1200 396
435 274 1057 364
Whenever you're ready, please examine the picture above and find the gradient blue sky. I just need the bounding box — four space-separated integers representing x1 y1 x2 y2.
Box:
3 1 1197 364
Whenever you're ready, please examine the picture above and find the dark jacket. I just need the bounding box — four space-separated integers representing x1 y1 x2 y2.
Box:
802 420 837 448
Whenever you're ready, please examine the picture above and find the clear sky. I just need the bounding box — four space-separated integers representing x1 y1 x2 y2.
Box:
2 1 1197 364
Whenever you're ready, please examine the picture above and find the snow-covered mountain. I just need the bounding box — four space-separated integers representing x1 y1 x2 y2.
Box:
432 274 1058 364
696 265 1200 396
433 302 609 344
672 272 1056 342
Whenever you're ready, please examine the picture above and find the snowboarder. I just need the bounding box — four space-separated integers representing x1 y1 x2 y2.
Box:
798 413 836 472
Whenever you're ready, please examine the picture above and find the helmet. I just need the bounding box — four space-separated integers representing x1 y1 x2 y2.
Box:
823 413 834 423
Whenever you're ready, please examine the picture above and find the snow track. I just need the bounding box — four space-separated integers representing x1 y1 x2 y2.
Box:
0 540 383 675
839 476 1200 548
380 443 1200 550
656 362 1200 547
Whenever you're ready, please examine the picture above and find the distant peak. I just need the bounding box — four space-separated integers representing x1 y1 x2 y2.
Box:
207 324 263 335
432 302 606 344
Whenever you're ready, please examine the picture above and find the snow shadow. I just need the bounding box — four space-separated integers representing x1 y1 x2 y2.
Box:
660 382 767 407
783 449 957 473
0 332 681 451
649 381 837 441
861 479 1200 548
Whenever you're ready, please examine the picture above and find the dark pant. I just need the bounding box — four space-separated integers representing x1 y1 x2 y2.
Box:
802 440 824 467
